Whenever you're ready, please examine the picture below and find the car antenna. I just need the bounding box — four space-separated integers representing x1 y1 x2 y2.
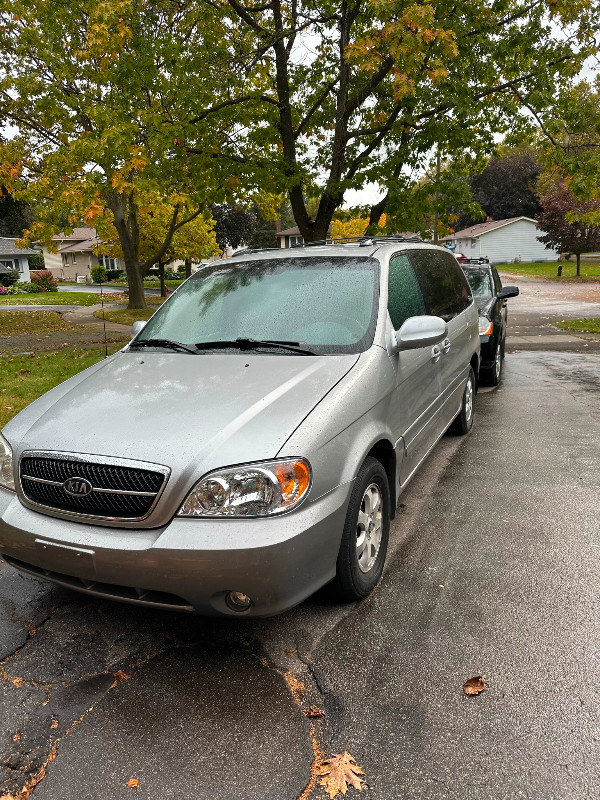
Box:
96 232 108 359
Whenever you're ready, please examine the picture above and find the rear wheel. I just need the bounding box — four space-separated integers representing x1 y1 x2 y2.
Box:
448 367 475 435
332 457 390 602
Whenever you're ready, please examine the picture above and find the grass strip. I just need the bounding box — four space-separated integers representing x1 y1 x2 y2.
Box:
554 317 600 334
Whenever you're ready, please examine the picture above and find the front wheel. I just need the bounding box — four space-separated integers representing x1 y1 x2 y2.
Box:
332 457 391 602
448 367 475 436
481 340 503 386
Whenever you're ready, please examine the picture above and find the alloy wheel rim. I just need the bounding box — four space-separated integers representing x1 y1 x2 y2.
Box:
356 483 383 573
465 377 473 422
495 343 502 379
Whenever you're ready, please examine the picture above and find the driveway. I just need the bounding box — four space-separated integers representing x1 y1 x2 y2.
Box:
1 285 599 799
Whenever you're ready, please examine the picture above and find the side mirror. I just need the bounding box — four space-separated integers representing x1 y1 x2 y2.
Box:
497 286 519 299
392 315 448 353
131 320 147 339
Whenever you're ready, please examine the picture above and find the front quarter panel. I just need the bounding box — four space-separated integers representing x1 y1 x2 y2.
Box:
278 346 397 503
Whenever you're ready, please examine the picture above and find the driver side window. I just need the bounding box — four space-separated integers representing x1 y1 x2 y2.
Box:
388 253 426 330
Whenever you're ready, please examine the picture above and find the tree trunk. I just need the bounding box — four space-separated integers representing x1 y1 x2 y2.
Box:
159 262 167 297
125 261 145 309
576 252 581 277
184 257 192 279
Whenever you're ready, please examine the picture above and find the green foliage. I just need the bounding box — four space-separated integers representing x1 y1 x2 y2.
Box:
91 265 108 284
27 253 45 269
0 188 33 237
14 282 40 294
0 269 20 287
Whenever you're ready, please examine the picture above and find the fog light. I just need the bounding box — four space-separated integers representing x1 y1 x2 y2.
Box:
226 591 252 612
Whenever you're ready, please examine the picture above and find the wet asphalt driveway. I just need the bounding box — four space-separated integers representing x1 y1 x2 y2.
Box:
1 287 600 799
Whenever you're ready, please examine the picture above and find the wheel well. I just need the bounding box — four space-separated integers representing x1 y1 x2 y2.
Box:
366 440 397 519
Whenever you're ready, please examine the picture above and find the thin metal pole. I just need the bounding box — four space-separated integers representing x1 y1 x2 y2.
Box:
96 233 108 358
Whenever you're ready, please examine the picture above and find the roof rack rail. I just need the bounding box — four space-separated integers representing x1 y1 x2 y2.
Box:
232 233 424 256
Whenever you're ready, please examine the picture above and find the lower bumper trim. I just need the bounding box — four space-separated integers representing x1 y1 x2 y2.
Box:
3 554 195 612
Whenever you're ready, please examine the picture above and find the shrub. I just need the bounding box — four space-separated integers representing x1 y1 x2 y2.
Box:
0 286 7 295
31 270 58 292
13 281 40 294
0 269 20 287
91 265 108 283
28 253 45 269
106 269 123 281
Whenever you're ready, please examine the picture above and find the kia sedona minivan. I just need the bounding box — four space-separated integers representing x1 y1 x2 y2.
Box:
0 238 479 616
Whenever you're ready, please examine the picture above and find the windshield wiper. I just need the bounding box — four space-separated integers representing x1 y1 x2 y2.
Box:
194 338 317 355
129 338 198 354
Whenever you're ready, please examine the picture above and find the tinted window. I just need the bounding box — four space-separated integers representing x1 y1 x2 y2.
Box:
388 253 426 329
137 256 380 355
409 249 471 320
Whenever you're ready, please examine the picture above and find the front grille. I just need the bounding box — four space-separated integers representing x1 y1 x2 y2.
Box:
20 454 167 520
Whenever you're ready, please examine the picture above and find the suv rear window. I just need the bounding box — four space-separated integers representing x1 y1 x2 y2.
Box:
408 249 472 321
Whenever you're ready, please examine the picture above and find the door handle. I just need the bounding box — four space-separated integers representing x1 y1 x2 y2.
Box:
431 345 441 363
441 337 451 354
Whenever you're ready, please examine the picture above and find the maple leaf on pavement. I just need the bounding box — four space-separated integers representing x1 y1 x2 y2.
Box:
317 751 366 798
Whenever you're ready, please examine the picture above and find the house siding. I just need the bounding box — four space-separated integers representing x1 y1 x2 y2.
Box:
477 219 556 263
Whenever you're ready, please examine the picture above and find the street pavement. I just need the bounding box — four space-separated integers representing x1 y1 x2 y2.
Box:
1 279 599 800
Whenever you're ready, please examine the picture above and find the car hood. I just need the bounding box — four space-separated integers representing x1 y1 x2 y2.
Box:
6 350 358 488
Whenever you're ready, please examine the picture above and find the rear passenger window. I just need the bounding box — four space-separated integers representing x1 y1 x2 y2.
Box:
409 249 471 320
388 253 427 329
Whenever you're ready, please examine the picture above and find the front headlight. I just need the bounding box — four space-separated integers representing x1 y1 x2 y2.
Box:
178 458 311 517
478 316 493 335
0 432 15 492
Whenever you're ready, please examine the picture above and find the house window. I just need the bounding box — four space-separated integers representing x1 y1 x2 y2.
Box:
471 240 477 248
71 253 77 264
0 259 17 272
100 255 118 269
289 236 304 247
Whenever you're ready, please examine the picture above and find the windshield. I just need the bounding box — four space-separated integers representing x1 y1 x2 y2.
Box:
136 255 380 355
463 268 493 298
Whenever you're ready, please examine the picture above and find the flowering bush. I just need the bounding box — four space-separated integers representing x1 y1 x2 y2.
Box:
31 270 58 292
0 286 7 295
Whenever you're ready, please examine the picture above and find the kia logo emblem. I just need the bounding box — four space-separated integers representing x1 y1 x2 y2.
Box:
63 477 93 497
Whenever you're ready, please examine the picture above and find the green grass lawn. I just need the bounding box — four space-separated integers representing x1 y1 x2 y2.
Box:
0 310 77 336
93 295 165 326
0 346 121 428
498 262 600 281
554 318 600 334
0 291 125 306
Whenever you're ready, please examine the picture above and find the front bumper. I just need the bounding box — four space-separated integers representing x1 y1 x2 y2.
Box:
0 483 351 616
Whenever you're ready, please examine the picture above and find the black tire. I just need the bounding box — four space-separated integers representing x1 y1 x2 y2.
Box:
331 457 391 602
448 367 475 435
481 340 503 387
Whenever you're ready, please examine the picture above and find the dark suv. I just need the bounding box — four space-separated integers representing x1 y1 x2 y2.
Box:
461 263 519 385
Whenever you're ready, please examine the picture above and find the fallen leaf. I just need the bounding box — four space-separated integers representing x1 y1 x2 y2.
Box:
11 677 25 688
12 733 21 741
113 670 130 683
464 675 487 695
317 752 366 798
304 706 325 718
50 719 58 729
126 778 139 788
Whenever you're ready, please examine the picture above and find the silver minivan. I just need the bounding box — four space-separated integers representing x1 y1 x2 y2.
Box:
0 238 479 616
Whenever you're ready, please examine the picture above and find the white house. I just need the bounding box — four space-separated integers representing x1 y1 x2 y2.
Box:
0 237 38 282
440 217 556 263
